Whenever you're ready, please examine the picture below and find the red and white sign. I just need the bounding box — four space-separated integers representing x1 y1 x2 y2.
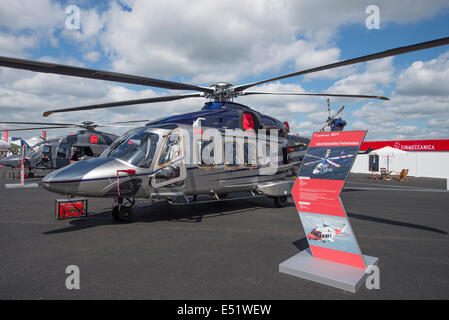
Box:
292 131 367 269
292 179 345 217
361 139 449 152
309 131 366 148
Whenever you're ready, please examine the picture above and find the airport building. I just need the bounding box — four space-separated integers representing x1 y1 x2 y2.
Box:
351 139 449 179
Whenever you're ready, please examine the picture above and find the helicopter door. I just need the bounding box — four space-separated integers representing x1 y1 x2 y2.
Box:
151 129 186 188
38 145 52 168
55 143 70 168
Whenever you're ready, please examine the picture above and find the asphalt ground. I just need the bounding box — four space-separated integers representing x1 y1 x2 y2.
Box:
0 167 448 299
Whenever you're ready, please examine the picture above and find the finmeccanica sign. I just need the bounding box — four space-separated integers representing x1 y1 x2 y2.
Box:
361 139 449 152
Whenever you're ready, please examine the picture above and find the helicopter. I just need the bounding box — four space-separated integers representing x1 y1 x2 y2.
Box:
0 139 10 154
303 149 355 175
0 120 150 176
0 36 447 222
307 223 347 243
320 99 347 132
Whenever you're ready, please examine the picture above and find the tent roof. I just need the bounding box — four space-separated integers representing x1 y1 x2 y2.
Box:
371 146 408 155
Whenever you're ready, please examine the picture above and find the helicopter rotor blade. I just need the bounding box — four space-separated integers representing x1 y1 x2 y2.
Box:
2 126 76 132
326 159 341 168
305 154 326 161
328 154 354 160
241 91 389 100
43 93 204 117
0 121 76 126
234 37 449 92
319 122 330 132
0 56 214 94
101 119 152 125
332 105 345 118
303 159 323 166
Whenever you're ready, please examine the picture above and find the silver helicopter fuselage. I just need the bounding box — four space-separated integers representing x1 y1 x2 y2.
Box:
40 124 297 200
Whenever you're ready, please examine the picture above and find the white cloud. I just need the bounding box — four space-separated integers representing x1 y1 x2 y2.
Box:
328 57 395 96
83 51 101 62
0 32 38 56
351 51 449 140
396 52 449 96
0 0 63 31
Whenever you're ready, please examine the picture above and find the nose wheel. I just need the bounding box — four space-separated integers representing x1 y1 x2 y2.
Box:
112 198 135 222
273 195 288 208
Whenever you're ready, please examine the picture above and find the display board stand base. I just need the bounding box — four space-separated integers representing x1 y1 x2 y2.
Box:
279 249 378 293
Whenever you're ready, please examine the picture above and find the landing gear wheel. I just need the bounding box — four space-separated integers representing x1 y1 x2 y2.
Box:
117 206 133 222
112 206 119 220
273 195 288 208
112 205 133 222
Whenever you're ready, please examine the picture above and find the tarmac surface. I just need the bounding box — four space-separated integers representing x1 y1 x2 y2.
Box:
0 167 448 299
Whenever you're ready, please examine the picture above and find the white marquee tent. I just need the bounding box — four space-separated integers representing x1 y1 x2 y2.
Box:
351 146 449 179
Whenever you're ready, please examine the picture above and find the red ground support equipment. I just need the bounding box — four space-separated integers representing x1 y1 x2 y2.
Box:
55 198 88 220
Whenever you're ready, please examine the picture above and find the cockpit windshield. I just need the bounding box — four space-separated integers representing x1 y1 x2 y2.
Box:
103 129 159 168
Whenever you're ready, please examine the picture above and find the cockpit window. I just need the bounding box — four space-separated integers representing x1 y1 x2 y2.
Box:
104 130 159 168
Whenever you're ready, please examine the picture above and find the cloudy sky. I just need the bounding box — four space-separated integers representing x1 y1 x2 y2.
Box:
0 0 449 141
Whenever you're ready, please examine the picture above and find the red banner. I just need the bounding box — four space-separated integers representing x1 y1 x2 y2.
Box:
361 139 449 152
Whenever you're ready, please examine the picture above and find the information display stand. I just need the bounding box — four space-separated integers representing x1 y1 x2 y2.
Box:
279 131 378 293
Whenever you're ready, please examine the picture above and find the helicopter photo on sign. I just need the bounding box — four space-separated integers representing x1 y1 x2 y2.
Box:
298 146 358 180
300 212 362 256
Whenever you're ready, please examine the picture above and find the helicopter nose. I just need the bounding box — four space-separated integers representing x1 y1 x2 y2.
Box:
41 158 112 195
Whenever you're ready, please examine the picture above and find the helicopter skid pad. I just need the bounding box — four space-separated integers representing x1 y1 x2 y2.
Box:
279 249 378 293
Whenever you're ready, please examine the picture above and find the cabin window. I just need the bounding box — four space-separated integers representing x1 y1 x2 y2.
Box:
158 130 181 166
196 139 215 167
154 165 181 183
244 139 257 167
224 141 240 167
57 144 68 158
153 129 185 186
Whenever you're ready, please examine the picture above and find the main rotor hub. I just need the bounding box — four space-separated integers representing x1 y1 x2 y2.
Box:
79 121 97 130
207 83 236 101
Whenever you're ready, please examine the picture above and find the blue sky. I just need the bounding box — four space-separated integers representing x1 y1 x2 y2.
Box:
1 0 449 141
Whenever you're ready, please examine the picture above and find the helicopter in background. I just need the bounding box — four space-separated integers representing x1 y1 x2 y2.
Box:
320 98 347 132
0 120 150 176
0 36 447 221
